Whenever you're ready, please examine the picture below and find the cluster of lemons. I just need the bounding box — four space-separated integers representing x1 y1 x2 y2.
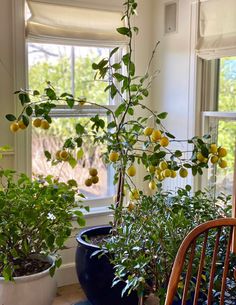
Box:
144 127 169 147
9 118 50 133
9 120 27 132
196 144 227 169
84 168 99 187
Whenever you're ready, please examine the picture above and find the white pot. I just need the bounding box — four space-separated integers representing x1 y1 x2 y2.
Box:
0 256 56 305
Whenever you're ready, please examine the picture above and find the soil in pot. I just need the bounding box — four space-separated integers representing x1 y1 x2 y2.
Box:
0 257 51 278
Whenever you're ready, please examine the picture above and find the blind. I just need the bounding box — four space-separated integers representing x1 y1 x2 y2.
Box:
26 0 126 44
196 0 236 60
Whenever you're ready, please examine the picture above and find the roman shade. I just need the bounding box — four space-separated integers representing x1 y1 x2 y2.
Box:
26 0 126 44
196 0 236 60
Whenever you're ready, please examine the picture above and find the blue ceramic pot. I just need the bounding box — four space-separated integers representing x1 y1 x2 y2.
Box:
75 225 138 305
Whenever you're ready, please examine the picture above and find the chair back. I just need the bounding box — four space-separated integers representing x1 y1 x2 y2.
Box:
164 218 236 305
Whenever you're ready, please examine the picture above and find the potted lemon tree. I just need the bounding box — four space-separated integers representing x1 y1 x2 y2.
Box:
5 0 229 304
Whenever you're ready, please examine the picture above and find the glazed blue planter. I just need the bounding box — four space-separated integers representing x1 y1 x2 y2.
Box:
75 225 138 305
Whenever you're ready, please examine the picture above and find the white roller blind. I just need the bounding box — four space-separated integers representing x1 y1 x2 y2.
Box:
26 0 126 44
196 0 236 60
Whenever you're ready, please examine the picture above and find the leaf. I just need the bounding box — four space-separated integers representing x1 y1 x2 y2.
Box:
107 121 116 129
130 62 135 76
5 114 16 121
122 53 130 66
26 106 33 116
157 112 168 119
166 132 175 139
45 87 57 100
128 107 134 115
19 93 30 105
116 27 131 37
113 73 124 82
68 157 77 169
75 123 85 135
75 137 83 147
44 150 51 161
77 148 84 160
115 103 126 117
22 115 29 127
110 84 118 99
66 97 74 108
174 150 182 157
142 89 149 97
110 47 119 58
33 90 40 96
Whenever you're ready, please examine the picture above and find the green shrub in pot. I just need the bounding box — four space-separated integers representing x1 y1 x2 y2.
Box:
0 169 86 280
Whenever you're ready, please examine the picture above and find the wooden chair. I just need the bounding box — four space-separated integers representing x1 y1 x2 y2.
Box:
164 218 236 305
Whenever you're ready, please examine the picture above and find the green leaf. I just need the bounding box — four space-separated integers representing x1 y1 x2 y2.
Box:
22 115 29 127
157 112 168 119
44 150 51 161
110 47 119 58
33 90 40 96
115 103 126 117
113 73 124 82
77 148 84 160
19 93 31 105
122 53 130 66
75 123 85 135
110 84 118 99
166 132 175 139
26 106 33 116
45 87 57 100
5 114 16 121
174 150 182 157
66 97 74 108
130 62 135 76
116 27 131 37
128 107 134 115
68 157 77 168
142 89 149 97
75 137 83 147
107 121 116 129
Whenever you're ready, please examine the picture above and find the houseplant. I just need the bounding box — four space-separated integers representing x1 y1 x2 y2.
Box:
5 0 229 304
0 169 86 305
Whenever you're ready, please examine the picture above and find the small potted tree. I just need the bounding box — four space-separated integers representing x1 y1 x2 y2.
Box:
0 169 86 305
5 0 229 304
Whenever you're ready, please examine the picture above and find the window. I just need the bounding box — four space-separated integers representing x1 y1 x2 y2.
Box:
27 42 123 200
25 0 126 202
202 57 236 199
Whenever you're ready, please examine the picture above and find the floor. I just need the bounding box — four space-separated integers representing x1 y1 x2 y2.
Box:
52 284 87 305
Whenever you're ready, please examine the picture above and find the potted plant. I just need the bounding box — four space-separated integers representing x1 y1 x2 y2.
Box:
5 0 229 304
0 169 86 305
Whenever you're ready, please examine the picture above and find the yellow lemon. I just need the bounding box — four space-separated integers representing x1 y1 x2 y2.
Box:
55 150 61 160
130 189 140 200
151 130 162 142
196 152 205 162
210 155 218 164
219 159 227 169
60 150 69 161
41 119 50 130
149 181 157 191
18 120 27 130
127 165 136 177
91 176 99 184
148 165 156 174
89 168 98 177
10 122 19 133
85 178 93 187
179 168 188 178
163 168 171 178
128 202 135 212
171 170 177 178
144 127 154 136
160 136 169 147
159 161 168 171
209 144 217 154
33 118 42 128
217 147 227 158
109 151 119 162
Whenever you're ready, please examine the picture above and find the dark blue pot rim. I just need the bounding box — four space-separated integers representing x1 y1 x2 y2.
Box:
76 225 112 250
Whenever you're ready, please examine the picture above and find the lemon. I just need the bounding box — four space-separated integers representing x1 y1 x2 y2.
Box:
128 202 135 212
60 150 69 161
55 150 61 160
149 181 157 191
210 155 218 164
10 122 19 133
33 118 42 128
144 127 154 136
109 151 119 162
219 159 227 168
89 168 98 177
18 120 27 130
160 136 169 147
217 147 227 158
127 164 136 177
41 119 50 130
159 161 168 171
148 165 156 174
163 168 171 178
171 170 177 178
85 178 93 187
209 144 217 154
196 152 205 162
151 130 162 142
130 189 140 200
179 168 188 178
91 176 99 184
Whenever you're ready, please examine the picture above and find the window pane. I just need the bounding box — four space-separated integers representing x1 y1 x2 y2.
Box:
32 117 113 199
208 119 236 196
28 43 72 93
218 57 236 111
74 46 110 105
